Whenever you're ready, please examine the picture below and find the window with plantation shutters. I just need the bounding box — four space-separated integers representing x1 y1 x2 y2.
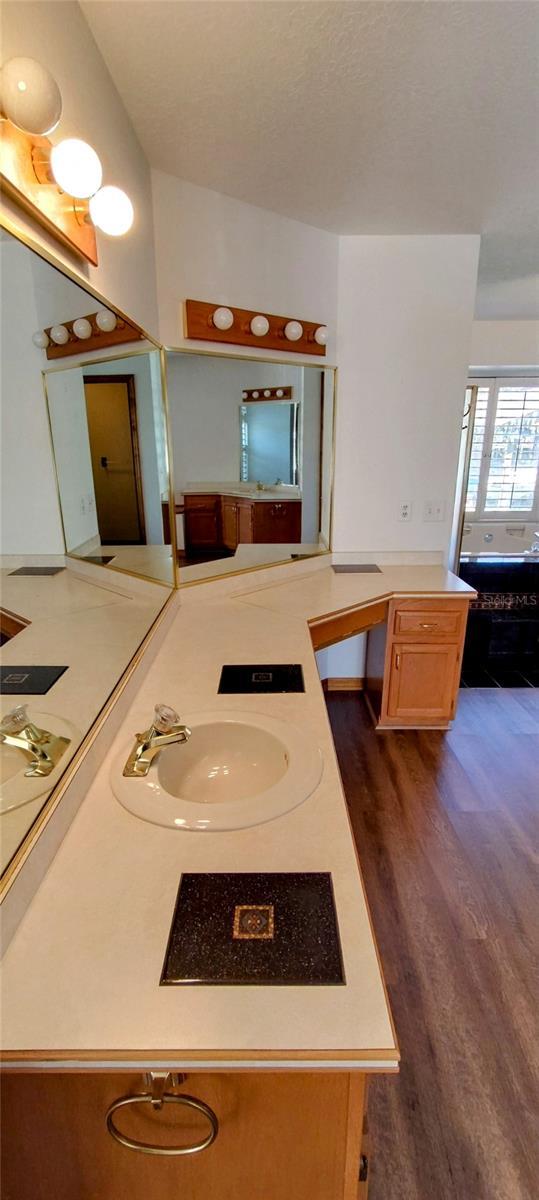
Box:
465 378 539 520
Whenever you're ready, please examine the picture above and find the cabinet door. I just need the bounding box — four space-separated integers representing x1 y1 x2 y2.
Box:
1 1070 364 1200
253 502 302 544
237 501 253 544
387 642 460 722
221 499 239 550
184 505 220 550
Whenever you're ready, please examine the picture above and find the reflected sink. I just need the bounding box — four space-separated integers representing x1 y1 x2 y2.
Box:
111 710 323 831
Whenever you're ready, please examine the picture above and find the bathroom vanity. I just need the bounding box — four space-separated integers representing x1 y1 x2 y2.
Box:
0 560 474 1200
183 491 302 554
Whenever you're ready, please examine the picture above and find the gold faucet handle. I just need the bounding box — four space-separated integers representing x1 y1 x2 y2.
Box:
1 704 30 734
153 703 182 733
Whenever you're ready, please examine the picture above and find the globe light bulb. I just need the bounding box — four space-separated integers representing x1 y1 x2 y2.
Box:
72 318 93 340
50 325 69 345
50 138 103 199
95 309 117 333
212 306 234 331
263 389 271 397
0 57 62 135
284 320 303 342
89 186 134 236
314 325 328 346
276 389 284 398
32 330 49 349
250 315 269 337
252 391 260 399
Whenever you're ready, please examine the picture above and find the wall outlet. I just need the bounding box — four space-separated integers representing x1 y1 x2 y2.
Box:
423 499 446 522
399 502 412 522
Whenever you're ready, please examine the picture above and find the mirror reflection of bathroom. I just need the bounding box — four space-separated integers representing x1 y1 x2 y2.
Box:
0 229 173 879
165 353 335 583
45 351 173 585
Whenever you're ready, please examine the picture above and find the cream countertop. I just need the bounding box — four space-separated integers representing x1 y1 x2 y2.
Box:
0 561 171 874
0 563 472 1069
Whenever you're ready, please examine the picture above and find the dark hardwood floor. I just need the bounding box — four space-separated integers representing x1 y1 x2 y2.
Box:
327 688 539 1200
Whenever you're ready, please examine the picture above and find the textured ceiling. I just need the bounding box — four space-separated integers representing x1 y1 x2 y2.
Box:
81 1 539 316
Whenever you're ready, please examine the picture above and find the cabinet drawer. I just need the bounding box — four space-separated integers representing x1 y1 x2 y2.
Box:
393 608 465 641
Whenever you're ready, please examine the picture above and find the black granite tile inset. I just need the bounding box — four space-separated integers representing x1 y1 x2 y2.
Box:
161 872 345 986
332 564 382 574
218 664 305 694
0 665 68 695
9 566 65 576
83 555 116 565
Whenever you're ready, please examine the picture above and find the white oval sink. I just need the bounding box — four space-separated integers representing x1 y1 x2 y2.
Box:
111 709 323 831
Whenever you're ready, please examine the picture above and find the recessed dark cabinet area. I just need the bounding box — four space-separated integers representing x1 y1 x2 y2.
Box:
459 558 539 687
161 872 345 986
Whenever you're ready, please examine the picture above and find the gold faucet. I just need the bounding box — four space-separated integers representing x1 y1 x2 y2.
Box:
0 705 70 777
123 704 191 778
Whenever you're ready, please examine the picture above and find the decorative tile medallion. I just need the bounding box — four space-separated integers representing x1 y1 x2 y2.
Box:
233 904 275 940
160 872 345 986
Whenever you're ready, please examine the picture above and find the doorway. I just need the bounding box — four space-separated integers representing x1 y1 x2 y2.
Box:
83 375 146 545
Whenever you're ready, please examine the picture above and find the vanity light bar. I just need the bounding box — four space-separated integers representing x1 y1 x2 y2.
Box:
184 299 328 357
241 387 293 402
34 311 144 360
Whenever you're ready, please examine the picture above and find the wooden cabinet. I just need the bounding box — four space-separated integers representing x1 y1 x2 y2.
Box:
252 500 302 544
386 642 460 722
364 597 470 730
183 493 302 554
183 495 221 553
1 1069 366 1200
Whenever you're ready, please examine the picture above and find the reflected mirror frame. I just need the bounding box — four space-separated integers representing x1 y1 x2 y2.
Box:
0 216 179 898
41 346 178 589
161 345 337 589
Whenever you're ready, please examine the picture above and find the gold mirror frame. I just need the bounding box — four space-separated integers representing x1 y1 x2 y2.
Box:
0 214 337 900
162 346 337 589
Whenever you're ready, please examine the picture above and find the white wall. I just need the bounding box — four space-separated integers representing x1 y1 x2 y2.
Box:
84 353 164 544
332 235 480 562
0 240 64 554
470 320 539 369
152 171 339 360
45 368 98 551
1 1 158 335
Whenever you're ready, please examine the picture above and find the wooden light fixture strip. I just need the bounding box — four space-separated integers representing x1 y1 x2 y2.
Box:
44 313 143 360
0 123 98 266
242 387 293 401
184 300 327 357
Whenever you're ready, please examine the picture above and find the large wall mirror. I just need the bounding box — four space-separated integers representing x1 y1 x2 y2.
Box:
164 352 335 584
0 228 174 883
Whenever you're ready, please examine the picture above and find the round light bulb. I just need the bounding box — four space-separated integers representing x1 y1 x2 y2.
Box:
284 320 303 342
50 325 69 346
50 138 102 199
252 391 260 399
263 389 271 397
32 330 49 349
314 325 328 346
89 186 134 236
250 314 269 337
242 391 248 400
95 309 117 333
212 306 234 331
0 57 62 135
276 389 284 398
72 317 93 340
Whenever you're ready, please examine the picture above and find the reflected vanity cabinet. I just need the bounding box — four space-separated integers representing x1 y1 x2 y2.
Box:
365 596 471 729
183 493 302 554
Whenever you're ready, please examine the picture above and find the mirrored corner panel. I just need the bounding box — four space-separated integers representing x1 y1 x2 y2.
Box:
0 228 174 882
164 351 335 585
